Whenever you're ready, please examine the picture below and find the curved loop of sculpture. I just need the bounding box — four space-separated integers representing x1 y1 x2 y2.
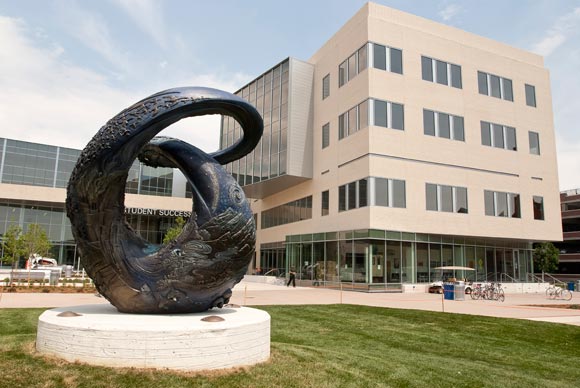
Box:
66 87 263 314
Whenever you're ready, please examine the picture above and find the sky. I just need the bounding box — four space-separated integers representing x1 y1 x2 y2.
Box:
0 0 579 190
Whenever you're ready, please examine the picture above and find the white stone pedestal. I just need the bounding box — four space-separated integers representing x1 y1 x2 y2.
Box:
36 304 270 371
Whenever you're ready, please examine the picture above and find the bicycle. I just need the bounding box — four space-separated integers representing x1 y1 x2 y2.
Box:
549 286 573 301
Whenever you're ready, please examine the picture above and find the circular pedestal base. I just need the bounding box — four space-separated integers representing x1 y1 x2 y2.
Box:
36 304 270 371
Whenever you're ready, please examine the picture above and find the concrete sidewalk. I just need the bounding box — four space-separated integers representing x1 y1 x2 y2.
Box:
2 281 580 326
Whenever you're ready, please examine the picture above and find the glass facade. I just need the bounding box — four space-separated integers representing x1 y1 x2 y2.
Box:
0 137 192 267
0 201 184 267
220 59 289 186
261 196 313 229
0 138 176 196
284 230 533 289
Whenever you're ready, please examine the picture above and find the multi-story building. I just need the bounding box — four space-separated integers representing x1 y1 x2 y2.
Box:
220 3 562 289
0 137 191 267
557 189 580 274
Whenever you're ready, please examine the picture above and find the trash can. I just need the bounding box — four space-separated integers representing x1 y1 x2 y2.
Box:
443 283 455 300
576 280 580 292
568 281 575 291
49 270 60 286
64 265 73 278
454 281 465 301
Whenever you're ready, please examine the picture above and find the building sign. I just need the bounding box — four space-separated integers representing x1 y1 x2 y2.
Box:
124 207 191 218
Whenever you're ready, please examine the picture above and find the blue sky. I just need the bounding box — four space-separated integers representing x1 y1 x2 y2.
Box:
0 0 579 190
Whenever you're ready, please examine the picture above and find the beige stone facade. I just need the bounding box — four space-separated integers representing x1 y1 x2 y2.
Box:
224 3 562 285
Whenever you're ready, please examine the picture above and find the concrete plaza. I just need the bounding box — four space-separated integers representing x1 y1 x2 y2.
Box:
1 280 579 326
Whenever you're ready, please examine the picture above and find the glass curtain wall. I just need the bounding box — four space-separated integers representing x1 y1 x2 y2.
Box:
284 230 533 289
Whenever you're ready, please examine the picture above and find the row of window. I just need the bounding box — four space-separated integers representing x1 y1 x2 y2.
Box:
423 109 465 141
338 177 406 212
260 185 545 230
330 103 542 155
261 196 313 229
337 43 403 90
426 184 468 213
421 56 462 88
327 42 538 109
332 183 544 220
481 121 517 151
338 98 404 140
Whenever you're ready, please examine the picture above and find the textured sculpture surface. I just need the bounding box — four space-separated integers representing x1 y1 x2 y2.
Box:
66 87 263 314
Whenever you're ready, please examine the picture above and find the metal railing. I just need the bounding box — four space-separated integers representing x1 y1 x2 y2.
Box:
500 273 517 283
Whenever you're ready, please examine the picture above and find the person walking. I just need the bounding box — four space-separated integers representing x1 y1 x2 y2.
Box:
287 267 296 287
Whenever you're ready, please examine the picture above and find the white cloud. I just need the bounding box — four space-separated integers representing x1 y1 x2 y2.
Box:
0 15 251 155
532 7 580 56
110 0 169 50
54 0 132 73
438 3 461 22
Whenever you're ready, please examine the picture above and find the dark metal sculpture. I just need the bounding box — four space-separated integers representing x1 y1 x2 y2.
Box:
66 87 263 314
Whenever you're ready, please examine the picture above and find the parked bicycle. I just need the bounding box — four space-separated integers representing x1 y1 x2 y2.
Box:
470 282 504 302
546 284 573 301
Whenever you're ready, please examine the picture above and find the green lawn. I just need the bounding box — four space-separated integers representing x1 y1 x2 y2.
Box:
1 305 579 388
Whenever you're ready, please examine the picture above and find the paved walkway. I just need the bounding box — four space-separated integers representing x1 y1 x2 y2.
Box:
2 281 580 326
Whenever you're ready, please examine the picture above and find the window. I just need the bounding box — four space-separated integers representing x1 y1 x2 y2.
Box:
339 177 406 211
339 186 346 211
371 43 403 74
392 179 406 208
421 56 433 81
421 56 462 88
478 71 488 95
322 74 330 100
391 103 404 130
321 190 329 216
339 43 368 87
525 84 537 107
480 121 517 151
390 48 403 74
450 64 462 88
338 100 368 140
339 113 348 139
533 196 544 220
374 100 388 128
322 123 330 149
481 122 491 146
339 61 348 87
484 190 521 218
423 109 465 141
478 71 513 101
358 45 367 73
425 183 468 214
529 131 540 155
374 44 387 70
348 54 357 82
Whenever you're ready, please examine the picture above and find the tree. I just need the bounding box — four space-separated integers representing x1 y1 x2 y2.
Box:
2 224 25 269
163 217 186 245
21 224 52 260
533 242 559 274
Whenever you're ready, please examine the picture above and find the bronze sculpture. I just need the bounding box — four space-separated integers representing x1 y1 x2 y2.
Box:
66 87 263 314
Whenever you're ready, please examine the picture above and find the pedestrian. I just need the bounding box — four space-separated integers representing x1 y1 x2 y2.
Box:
287 267 296 287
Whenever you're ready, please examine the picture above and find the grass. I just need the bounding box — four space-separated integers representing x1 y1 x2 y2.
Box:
1 305 579 388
